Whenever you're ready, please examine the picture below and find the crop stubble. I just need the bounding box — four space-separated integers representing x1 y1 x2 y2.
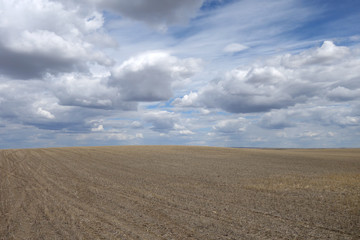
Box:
0 146 359 239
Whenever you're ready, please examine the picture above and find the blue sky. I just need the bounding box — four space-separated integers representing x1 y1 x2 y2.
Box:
0 0 359 148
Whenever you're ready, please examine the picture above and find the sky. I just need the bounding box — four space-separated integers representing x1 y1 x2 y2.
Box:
0 0 360 149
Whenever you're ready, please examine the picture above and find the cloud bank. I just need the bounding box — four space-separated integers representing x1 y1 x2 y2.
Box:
0 0 359 148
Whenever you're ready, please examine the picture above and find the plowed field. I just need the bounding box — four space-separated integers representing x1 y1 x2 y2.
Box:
1 146 359 239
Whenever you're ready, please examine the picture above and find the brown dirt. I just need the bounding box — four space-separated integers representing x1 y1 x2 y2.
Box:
0 146 359 239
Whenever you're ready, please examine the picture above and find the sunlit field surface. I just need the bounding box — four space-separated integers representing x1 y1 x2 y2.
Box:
1 146 359 239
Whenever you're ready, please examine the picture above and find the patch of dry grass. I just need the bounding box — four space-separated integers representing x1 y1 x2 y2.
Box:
246 173 360 192
245 173 360 213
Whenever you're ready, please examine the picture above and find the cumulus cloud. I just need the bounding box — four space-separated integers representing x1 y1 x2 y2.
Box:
93 0 204 29
51 73 137 110
213 118 247 134
179 129 195 135
172 92 199 107
37 107 55 119
47 51 201 110
91 124 104 132
144 111 176 133
105 132 144 141
327 87 360 102
0 0 112 79
191 66 296 113
0 80 52 123
131 121 143 129
301 131 320 138
259 111 295 129
281 41 350 67
258 105 359 130
78 129 144 142
143 110 195 136
176 41 360 114
109 51 201 102
0 78 111 132
171 41 360 147
0 0 359 149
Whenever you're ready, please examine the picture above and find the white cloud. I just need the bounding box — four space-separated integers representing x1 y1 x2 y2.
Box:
135 133 144 139
0 0 112 79
327 131 335 137
223 43 248 53
301 131 319 138
91 124 104 132
93 0 205 29
258 104 359 130
0 0 359 148
168 0 320 65
51 73 136 110
106 132 143 141
259 110 295 129
37 107 55 119
109 51 201 101
179 130 195 135
131 121 143 129
327 87 360 102
173 92 199 107
144 110 176 133
179 41 360 114
281 41 350 68
182 67 295 113
168 41 360 147
213 118 247 134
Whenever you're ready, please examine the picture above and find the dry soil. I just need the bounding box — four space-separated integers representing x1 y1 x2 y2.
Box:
0 146 359 239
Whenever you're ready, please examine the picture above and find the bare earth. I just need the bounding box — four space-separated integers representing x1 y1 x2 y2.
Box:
0 146 359 239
